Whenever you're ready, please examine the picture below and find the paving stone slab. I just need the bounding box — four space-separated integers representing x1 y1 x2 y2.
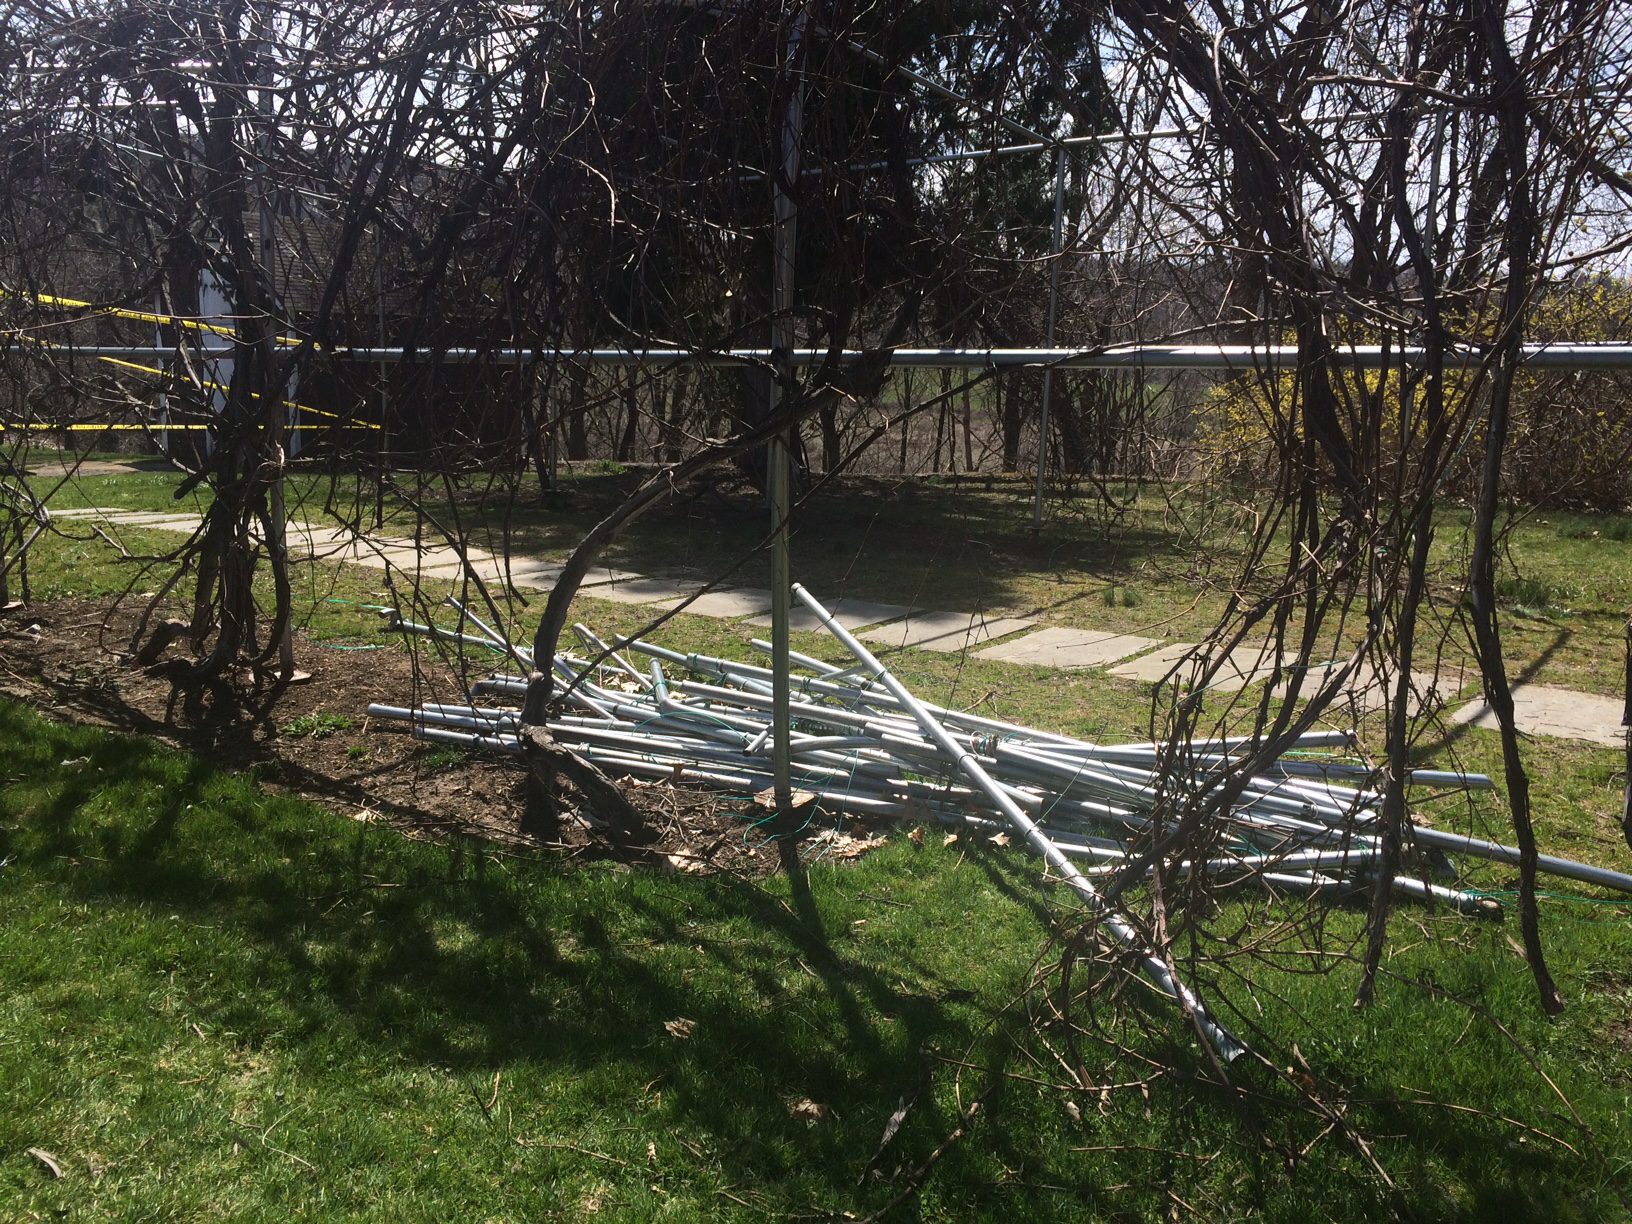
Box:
1272 661 1466 717
48 508 153 521
1105 640 1280 692
378 547 463 567
285 527 359 555
303 540 394 563
416 558 511 582
1106 641 1195 682
94 513 202 528
651 588 776 619
859 609 1036 654
1450 684 1625 747
576 575 695 605
976 626 1160 669
291 540 366 561
352 547 439 569
285 524 426 553
1197 644 1282 693
500 563 566 589
747 597 911 634
286 521 351 539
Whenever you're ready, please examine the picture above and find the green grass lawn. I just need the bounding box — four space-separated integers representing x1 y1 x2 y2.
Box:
22 459 1632 698
2 701 1631 1220
6 451 1632 1217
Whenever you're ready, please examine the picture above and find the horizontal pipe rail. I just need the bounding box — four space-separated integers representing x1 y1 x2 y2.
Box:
14 343 1632 370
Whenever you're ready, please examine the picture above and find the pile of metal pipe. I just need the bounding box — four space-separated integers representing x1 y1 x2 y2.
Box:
369 597 1632 906
365 589 1632 1060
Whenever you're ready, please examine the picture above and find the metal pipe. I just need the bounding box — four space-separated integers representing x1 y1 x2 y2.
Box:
790 582 1245 1061
379 634 1593 919
411 724 522 754
446 595 532 670
1033 145 1068 530
768 3 810 821
1093 729 1358 754
1405 824 1632 895
27 343 1632 370
389 614 512 657
571 622 651 691
368 703 516 731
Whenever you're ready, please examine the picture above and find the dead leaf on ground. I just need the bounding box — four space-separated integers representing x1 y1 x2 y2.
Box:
907 826 925 847
788 1098 829 1122
665 851 708 875
26 1148 63 1178
989 832 1011 847
811 828 887 859
646 1140 658 1165
663 1017 696 1040
942 832 958 848
752 787 815 810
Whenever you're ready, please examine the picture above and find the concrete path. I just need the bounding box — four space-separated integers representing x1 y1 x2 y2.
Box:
1451 685 1626 748
747 597 911 634
1107 640 1281 694
52 505 1631 748
860 609 1036 655
975 626 1159 669
652 588 775 619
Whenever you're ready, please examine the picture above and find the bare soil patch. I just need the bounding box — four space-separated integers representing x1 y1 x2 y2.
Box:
0 597 806 878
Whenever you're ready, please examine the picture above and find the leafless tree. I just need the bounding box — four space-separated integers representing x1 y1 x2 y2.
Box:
5 8 1632 1185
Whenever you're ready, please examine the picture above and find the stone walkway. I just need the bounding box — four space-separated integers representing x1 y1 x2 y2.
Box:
50 506 1629 748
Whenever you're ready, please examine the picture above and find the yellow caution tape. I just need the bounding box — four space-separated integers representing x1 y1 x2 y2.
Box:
2 329 380 431
13 288 301 347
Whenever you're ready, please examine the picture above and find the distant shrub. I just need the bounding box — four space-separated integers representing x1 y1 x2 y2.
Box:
1194 277 1632 511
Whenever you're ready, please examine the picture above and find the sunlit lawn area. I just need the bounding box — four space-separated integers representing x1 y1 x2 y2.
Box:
4 458 1632 1217
2 698 1631 1220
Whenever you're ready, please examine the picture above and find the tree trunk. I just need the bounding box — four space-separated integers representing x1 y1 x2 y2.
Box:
962 381 975 472
565 362 590 460
1001 376 1022 471
616 369 640 461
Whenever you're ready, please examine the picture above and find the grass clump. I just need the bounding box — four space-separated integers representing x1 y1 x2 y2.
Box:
1102 583 1142 608
1492 573 1570 608
418 744 476 771
279 711 358 741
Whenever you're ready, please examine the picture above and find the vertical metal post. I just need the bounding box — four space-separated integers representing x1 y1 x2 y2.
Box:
256 0 297 677
374 225 388 528
770 4 809 816
1032 144 1067 530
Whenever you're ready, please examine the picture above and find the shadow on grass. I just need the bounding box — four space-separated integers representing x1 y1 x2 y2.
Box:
0 699 1056 1213
416 470 1197 623
1 698 1617 1220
